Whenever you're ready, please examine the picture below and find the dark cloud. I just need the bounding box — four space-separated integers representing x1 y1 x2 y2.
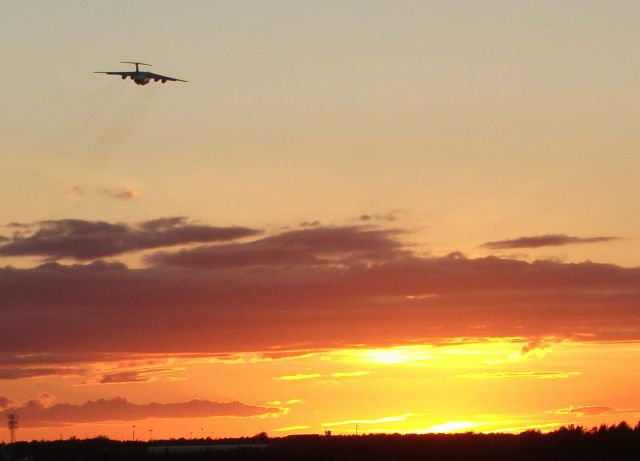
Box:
0 397 281 427
299 221 322 228
0 367 83 380
98 367 180 384
357 211 399 222
6 222 33 229
0 351 215 367
520 338 552 356
0 218 261 260
0 235 8 242
98 371 151 384
147 226 405 269
483 234 620 249
1 242 639 362
0 397 14 409
101 186 137 200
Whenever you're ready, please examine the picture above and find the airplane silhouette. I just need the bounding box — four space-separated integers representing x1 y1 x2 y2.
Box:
95 62 187 86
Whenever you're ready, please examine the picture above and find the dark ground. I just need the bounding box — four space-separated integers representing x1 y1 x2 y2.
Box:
3 423 640 461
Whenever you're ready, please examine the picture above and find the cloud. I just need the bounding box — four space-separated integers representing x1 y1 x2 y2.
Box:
322 413 412 427
0 218 261 260
147 226 406 268
552 405 640 416
97 367 182 384
357 210 403 222
1 221 640 362
101 186 138 200
330 371 368 378
0 397 14 409
275 425 310 432
520 338 553 356
275 373 322 381
299 221 321 228
259 350 318 361
0 367 83 380
68 186 84 195
459 371 580 379
482 234 620 249
0 397 281 427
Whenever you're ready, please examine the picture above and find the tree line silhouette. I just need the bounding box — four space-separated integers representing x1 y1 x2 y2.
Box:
3 422 640 461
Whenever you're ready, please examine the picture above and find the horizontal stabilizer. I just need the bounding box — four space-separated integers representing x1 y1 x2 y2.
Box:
121 61 151 66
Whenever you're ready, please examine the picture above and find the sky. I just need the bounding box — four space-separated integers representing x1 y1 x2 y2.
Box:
1 0 640 441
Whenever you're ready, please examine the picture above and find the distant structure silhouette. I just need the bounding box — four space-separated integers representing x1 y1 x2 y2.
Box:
7 413 18 443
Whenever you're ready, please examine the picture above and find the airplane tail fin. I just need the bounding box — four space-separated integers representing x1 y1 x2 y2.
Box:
121 61 151 72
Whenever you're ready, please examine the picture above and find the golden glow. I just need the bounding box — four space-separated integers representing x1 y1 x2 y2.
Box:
6 338 640 440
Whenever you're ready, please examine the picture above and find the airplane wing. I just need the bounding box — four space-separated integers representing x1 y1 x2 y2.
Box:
146 72 188 83
94 71 136 77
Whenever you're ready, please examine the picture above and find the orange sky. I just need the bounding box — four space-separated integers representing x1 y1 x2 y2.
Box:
1 1 640 442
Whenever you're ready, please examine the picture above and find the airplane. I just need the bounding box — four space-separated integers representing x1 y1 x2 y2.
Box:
94 62 187 86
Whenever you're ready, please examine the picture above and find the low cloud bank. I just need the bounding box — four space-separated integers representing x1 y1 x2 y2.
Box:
0 397 281 427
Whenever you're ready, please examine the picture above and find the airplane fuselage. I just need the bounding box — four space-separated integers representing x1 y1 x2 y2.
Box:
133 73 150 86
123 72 167 86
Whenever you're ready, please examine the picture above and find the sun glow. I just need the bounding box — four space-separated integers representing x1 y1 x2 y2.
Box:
424 421 479 433
336 346 437 365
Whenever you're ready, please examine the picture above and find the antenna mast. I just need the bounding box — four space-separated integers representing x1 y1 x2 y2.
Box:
7 413 18 444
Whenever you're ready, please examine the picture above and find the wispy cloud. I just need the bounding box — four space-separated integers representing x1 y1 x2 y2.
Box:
482 234 620 249
96 366 183 384
0 367 83 380
275 373 322 381
459 371 581 380
330 371 368 378
68 185 84 196
275 425 310 432
101 186 138 200
322 413 412 427
552 405 640 416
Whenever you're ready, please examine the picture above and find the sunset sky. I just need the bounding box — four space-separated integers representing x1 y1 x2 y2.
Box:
1 1 640 442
